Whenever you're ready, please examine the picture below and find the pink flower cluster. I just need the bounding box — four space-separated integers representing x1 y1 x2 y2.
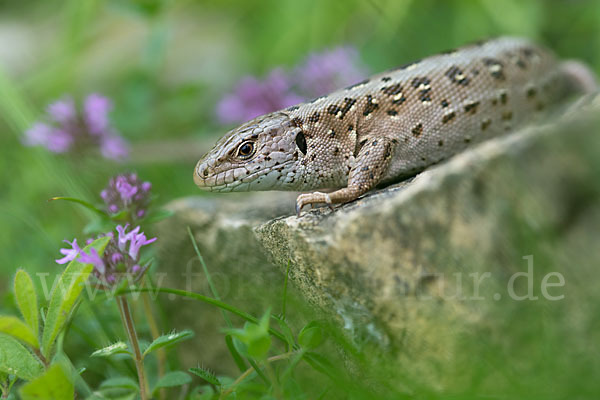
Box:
216 46 369 125
56 225 156 287
23 94 129 160
101 173 152 220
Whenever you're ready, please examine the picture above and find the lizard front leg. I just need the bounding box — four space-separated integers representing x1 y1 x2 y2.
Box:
296 136 397 216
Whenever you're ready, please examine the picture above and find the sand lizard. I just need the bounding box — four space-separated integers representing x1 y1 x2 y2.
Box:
194 37 596 216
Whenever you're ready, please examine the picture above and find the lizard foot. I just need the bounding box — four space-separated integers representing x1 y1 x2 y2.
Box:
295 192 334 217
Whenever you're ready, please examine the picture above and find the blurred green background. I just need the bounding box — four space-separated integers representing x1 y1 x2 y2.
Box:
1 0 599 398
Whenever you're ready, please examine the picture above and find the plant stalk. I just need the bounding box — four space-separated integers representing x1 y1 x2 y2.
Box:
117 296 149 400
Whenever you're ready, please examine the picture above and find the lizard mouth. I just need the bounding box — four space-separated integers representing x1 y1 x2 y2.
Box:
194 160 297 192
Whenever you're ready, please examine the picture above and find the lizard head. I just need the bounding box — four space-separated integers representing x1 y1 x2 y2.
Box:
194 112 306 192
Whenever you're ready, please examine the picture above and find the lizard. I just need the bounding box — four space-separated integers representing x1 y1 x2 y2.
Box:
194 37 597 216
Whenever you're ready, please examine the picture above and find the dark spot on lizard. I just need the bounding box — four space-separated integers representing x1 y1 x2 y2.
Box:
472 68 480 76
536 102 545 111
309 112 320 123
337 97 357 120
411 76 432 102
286 105 300 111
411 123 423 137
327 104 341 116
295 131 307 155
310 154 316 161
334 147 339 155
383 143 392 159
264 156 271 161
481 118 491 130
345 79 370 90
442 112 456 123
526 87 537 98
369 172 375 179
445 65 470 86
348 124 354 131
491 98 498 106
441 99 449 108
328 129 336 138
483 58 505 80
387 110 398 116
464 138 472 143
521 47 536 59
464 101 480 115
501 111 513 121
372 140 378 146
381 76 392 82
361 166 369 171
290 117 303 127
381 83 403 95
438 140 444 146
500 92 508 105
363 95 379 116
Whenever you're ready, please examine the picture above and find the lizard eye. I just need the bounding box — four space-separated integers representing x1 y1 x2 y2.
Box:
237 141 256 159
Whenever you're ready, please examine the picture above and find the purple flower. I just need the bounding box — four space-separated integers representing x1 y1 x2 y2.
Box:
47 97 76 124
100 134 129 160
57 225 156 288
294 46 369 97
78 248 106 275
215 46 369 126
55 239 81 264
128 231 157 260
216 68 303 125
23 94 129 161
23 123 73 153
84 93 112 135
101 174 152 221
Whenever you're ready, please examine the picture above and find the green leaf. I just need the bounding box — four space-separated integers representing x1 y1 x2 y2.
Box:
41 236 111 358
152 371 191 395
304 352 336 379
225 334 247 372
142 330 194 357
298 321 324 349
19 364 73 400
91 342 131 358
225 310 272 360
0 334 43 381
0 316 39 349
272 314 295 349
100 376 139 391
189 366 221 387
14 270 38 338
48 197 108 217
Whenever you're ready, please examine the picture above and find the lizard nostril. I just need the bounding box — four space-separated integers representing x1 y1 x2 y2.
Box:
202 168 209 177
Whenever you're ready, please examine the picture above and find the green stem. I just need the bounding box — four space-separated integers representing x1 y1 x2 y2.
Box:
117 296 148 400
219 351 295 399
112 287 288 343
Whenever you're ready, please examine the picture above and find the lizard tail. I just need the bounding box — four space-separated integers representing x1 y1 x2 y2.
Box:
560 60 599 94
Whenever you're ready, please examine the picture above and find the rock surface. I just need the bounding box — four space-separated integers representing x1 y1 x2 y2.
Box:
158 94 600 388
